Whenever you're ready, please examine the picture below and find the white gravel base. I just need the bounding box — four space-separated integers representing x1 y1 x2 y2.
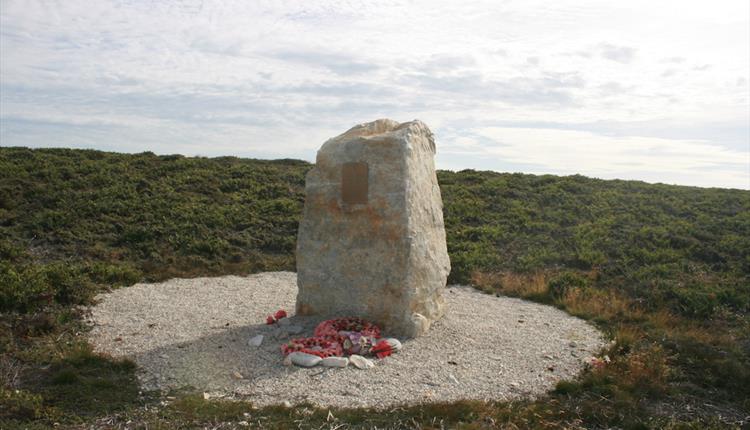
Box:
87 272 607 409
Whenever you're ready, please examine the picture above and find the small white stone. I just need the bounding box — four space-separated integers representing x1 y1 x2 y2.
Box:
232 371 244 380
320 356 349 368
282 400 292 408
448 374 459 384
349 354 374 369
248 335 263 347
288 352 322 368
384 338 402 352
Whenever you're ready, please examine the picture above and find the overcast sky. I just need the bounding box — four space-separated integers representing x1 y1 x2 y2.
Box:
1 1 748 189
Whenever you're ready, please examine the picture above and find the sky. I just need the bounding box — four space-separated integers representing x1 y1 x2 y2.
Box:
1 0 748 189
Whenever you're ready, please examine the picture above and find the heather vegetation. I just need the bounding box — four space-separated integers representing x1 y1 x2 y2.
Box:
1 147 748 428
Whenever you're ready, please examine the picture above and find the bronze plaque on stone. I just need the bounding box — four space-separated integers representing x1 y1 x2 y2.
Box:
342 162 368 204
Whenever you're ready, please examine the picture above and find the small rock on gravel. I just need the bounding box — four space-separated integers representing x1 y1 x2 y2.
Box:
349 354 374 369
320 357 349 368
384 338 402 352
285 325 304 335
248 335 263 347
289 352 322 368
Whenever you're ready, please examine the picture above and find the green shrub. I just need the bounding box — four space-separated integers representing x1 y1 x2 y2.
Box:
85 262 141 286
0 262 52 312
0 261 139 312
0 388 48 421
42 263 94 306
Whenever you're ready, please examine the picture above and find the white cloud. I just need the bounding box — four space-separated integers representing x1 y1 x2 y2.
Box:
448 127 749 189
0 0 748 188
598 44 637 64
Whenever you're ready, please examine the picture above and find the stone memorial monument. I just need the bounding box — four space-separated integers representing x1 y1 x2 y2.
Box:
296 119 450 337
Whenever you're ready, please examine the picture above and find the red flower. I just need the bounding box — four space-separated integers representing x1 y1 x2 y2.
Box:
266 315 276 325
274 309 287 320
371 340 392 359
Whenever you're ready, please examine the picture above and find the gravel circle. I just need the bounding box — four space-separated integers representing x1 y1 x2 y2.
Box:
87 272 607 408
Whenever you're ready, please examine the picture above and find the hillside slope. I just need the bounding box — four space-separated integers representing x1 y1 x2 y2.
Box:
2 147 747 316
1 147 748 427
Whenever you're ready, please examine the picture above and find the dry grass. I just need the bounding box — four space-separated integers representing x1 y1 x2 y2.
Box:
561 287 643 322
0 355 23 389
470 271 549 298
617 345 671 396
471 270 643 323
612 325 643 350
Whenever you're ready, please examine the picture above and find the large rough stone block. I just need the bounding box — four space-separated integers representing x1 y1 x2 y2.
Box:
296 119 451 337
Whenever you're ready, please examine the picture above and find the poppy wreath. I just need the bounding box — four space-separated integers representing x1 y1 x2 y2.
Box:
280 337 343 358
313 317 381 340
280 317 383 358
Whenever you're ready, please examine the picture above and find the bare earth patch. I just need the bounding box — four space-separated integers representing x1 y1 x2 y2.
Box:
87 272 607 409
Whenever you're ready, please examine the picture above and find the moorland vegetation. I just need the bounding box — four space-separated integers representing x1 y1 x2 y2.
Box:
1 147 748 428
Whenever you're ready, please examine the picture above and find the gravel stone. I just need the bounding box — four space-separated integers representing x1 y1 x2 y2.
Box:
248 335 263 347
285 325 304 335
349 354 374 370
87 272 607 408
288 352 321 368
320 357 349 368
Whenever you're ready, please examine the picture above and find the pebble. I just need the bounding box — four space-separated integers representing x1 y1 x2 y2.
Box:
448 374 459 384
349 354 374 369
288 352 322 368
569 341 577 348
384 338 402 352
272 327 288 339
232 371 244 379
285 325 304 335
282 400 292 408
248 335 264 347
320 356 349 368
